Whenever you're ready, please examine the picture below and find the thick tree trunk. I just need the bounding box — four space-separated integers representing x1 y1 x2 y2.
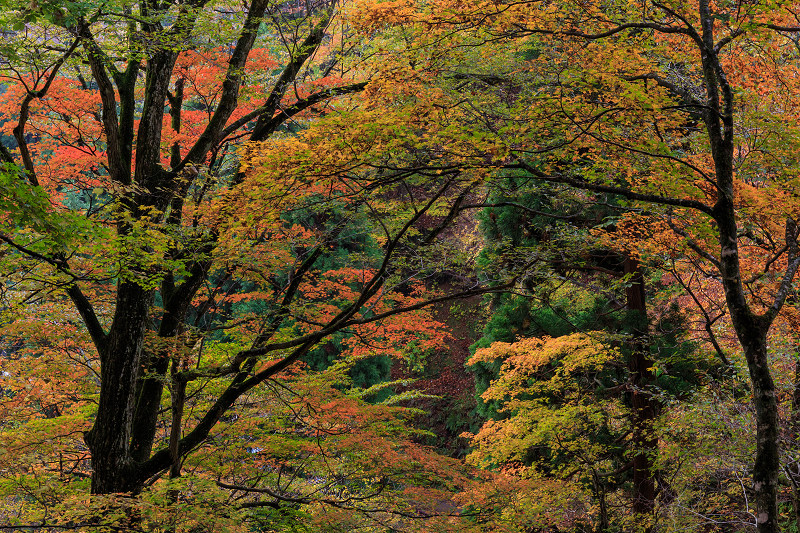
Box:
129 351 171 463
130 258 210 462
742 331 780 532
84 281 154 494
624 257 658 518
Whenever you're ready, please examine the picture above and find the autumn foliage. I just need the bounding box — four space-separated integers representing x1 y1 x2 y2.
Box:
4 0 800 531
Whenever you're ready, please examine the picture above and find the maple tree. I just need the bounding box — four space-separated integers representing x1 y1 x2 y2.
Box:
6 0 800 530
0 0 518 528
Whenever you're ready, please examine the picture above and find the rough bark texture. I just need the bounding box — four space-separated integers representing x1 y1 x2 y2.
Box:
743 332 780 531
84 282 154 494
530 2 800 529
698 1 786 528
707 67 781 533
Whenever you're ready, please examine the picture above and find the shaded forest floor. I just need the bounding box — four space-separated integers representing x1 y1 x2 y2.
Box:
393 289 487 458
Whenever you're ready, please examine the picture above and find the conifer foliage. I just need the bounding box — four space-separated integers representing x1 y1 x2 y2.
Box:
3 0 800 531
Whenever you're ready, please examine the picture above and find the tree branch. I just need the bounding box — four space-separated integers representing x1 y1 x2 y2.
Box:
78 24 127 185
218 81 368 143
764 218 800 324
0 232 107 353
249 11 333 142
65 284 108 356
511 160 716 217
178 0 271 169
12 37 80 186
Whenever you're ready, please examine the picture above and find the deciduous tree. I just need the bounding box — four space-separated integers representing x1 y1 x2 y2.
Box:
0 0 505 525
350 0 800 530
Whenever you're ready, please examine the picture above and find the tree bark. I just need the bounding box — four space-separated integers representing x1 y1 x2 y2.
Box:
624 257 658 518
84 282 154 494
740 327 780 531
76 0 281 495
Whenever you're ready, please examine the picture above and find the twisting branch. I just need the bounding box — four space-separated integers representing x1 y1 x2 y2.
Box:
218 81 368 143
78 23 128 185
510 159 717 217
671 267 730 366
623 73 702 107
0 232 108 353
178 0 271 169
250 10 334 142
764 218 800 324
65 285 108 356
12 37 81 186
665 214 722 269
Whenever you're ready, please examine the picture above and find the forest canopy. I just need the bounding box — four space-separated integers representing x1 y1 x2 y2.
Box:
1 0 800 532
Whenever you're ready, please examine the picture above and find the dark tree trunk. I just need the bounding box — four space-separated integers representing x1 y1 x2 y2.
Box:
697 1 790 526
84 282 154 494
711 130 783 532
793 347 800 428
742 329 780 531
624 257 658 518
791 344 800 530
130 262 208 463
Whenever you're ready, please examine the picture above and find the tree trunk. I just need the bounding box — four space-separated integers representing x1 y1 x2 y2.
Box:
713 154 782 532
742 330 780 532
84 281 154 494
624 256 658 518
790 344 800 531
